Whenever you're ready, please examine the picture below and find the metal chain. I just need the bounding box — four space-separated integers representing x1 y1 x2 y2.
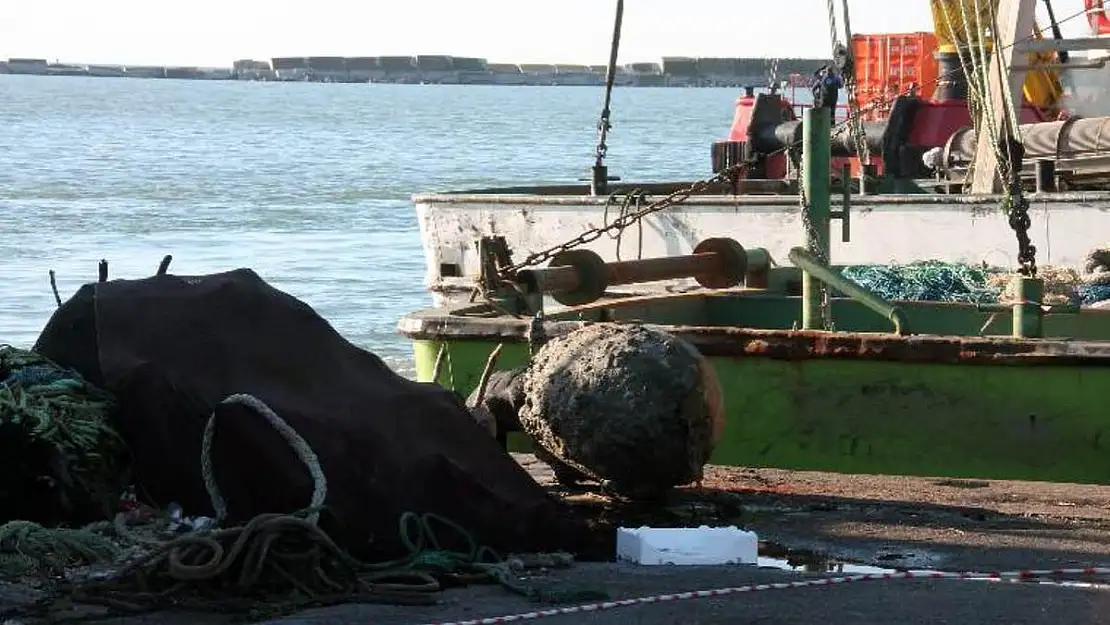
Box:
790 148 831 329
497 164 748 278
497 71 896 285
500 99 882 281
1006 188 1038 277
595 117 611 166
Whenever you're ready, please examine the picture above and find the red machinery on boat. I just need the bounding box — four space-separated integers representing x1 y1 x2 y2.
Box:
712 0 1110 187
1088 0 1110 34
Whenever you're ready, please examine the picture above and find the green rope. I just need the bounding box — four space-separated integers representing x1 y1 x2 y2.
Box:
0 519 121 578
0 345 126 528
0 357 605 620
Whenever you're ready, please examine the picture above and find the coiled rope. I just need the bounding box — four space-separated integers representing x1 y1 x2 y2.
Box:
1 391 592 623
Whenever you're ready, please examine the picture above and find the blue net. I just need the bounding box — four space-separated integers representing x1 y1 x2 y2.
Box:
839 261 1003 303
839 261 1110 306
1079 283 1110 306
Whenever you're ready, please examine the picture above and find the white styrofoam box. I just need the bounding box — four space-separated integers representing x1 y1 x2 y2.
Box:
615 525 759 566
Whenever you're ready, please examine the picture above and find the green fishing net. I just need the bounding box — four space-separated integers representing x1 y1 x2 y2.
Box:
840 261 1110 306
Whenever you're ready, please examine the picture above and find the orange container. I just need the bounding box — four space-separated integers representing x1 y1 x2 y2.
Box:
851 32 939 120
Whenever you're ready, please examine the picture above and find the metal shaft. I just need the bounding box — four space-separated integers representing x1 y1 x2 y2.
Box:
520 251 729 295
790 247 908 335
605 253 725 286
801 107 832 331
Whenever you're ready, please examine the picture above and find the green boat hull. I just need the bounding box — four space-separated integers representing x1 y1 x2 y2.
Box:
399 104 1110 485
402 303 1110 485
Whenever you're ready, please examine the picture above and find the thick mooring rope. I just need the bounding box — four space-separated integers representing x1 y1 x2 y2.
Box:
0 390 592 623
201 393 327 526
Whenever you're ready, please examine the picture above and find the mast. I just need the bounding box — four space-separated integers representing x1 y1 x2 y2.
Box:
969 0 1036 193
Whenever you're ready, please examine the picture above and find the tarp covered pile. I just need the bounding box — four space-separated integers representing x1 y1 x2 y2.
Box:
34 269 589 559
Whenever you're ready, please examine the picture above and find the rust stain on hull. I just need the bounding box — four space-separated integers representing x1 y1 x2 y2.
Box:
399 309 1110 367
675 326 1110 366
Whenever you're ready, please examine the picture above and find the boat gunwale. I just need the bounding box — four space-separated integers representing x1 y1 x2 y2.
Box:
397 308 1110 366
412 186 1110 207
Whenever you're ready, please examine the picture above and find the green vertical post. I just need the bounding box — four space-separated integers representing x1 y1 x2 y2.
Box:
1011 275 1044 338
801 106 832 330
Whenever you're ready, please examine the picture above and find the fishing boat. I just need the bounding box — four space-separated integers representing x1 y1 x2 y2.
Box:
397 0 1110 485
413 0 1110 308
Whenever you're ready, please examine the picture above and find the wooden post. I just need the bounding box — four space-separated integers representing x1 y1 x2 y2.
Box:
969 0 1037 194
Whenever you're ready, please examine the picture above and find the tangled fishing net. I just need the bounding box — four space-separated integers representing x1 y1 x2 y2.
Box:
0 346 127 528
840 249 1110 307
840 261 1001 304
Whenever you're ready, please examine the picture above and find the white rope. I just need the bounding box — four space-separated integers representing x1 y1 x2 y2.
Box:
201 393 328 526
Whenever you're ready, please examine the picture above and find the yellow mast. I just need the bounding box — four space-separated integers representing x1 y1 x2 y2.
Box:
928 0 1063 113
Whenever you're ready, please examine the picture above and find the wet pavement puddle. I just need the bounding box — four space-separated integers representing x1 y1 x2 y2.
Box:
757 541 899 575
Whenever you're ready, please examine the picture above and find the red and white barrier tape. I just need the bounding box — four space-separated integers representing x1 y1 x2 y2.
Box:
419 567 1110 625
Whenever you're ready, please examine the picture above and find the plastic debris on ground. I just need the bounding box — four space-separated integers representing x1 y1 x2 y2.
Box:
615 526 758 566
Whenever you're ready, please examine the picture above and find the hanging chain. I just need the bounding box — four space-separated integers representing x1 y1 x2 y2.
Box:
1006 193 1038 277
984 1 1037 279
497 164 748 278
791 147 832 330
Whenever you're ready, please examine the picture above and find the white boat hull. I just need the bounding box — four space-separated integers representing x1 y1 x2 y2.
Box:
413 187 1110 306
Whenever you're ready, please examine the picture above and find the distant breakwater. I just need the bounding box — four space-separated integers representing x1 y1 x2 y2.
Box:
0 55 825 87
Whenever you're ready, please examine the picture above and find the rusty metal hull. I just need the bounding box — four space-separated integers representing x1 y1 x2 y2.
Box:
398 306 1110 485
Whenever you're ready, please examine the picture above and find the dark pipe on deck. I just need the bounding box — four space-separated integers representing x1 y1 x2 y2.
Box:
605 252 729 286
515 238 760 306
753 120 889 157
517 251 734 295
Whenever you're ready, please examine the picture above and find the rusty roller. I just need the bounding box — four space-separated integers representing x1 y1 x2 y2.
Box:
515 237 763 306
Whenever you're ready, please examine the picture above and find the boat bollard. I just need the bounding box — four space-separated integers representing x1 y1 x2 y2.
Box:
1011 275 1045 338
1034 159 1057 193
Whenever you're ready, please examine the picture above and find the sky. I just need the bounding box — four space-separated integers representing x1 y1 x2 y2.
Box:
0 0 1097 68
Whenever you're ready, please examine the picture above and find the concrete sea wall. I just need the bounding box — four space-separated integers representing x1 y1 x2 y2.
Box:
3 55 826 87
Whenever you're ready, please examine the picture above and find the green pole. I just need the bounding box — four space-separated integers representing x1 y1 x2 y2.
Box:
801 106 832 330
1011 275 1044 338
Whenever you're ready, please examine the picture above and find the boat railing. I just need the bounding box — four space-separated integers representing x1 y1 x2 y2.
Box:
782 78 853 122
787 246 909 335
790 102 852 123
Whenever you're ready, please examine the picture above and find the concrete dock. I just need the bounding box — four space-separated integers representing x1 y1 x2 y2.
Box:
4 453 1110 625
1 55 825 87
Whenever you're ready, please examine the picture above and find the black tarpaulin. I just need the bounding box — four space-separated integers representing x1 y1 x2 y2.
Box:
34 268 588 559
